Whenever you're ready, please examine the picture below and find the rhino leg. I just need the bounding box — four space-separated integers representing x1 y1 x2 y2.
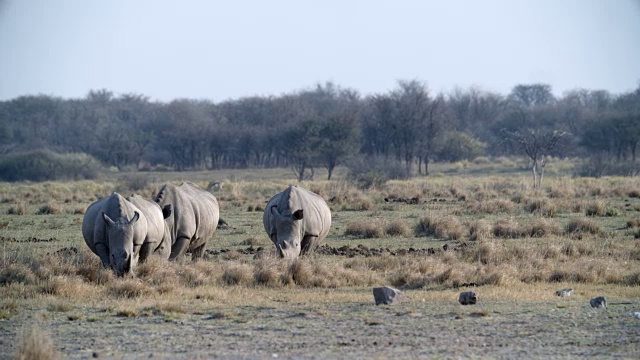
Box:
191 243 206 262
169 236 190 262
95 243 111 268
138 242 153 263
300 235 317 256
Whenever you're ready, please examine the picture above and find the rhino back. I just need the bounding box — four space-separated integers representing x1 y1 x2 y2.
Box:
155 183 219 247
128 194 165 245
82 197 108 252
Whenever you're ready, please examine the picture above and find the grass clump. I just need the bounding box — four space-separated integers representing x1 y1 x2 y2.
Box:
415 215 464 240
12 326 60 360
36 202 63 215
565 218 603 236
492 218 526 239
345 220 385 238
222 263 253 285
7 203 27 215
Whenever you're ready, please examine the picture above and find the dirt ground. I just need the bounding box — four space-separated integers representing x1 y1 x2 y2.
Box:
1 294 639 359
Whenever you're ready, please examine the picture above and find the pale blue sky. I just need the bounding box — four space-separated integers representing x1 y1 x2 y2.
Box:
1 0 639 102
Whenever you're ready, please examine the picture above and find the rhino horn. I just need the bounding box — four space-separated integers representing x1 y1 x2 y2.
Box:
102 212 115 227
129 211 140 224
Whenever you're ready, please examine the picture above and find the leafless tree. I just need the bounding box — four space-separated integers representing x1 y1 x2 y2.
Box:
501 128 567 188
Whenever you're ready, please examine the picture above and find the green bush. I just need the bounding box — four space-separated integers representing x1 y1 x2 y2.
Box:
0 150 104 182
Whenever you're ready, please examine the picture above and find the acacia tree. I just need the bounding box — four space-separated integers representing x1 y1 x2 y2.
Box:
501 128 566 188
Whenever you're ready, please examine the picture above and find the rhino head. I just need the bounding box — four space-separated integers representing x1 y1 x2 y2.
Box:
270 206 304 259
102 211 140 276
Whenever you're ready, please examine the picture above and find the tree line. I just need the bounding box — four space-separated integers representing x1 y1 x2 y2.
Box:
0 81 639 181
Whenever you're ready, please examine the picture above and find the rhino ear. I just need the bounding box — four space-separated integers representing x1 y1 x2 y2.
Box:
102 213 115 227
162 205 172 219
130 211 140 224
270 205 279 216
293 209 304 220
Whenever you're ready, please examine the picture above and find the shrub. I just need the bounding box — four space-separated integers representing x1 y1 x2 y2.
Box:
346 156 407 189
0 150 103 182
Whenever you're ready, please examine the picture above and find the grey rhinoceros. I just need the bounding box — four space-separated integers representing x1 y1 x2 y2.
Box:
263 185 332 258
82 192 171 276
153 182 220 261
127 194 172 260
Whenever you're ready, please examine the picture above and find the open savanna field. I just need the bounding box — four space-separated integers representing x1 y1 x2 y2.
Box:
1 161 640 359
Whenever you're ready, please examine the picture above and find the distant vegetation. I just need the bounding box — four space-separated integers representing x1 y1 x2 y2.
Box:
0 81 639 182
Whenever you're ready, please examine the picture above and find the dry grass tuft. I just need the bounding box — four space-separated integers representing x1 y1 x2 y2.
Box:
467 199 514 214
345 220 385 238
7 203 27 215
36 202 63 215
565 218 603 236
222 263 254 285
385 219 411 237
415 215 464 240
492 218 526 238
254 258 283 287
526 218 561 237
108 279 153 298
468 220 492 241
0 264 37 285
585 200 607 216
524 197 558 217
13 326 60 360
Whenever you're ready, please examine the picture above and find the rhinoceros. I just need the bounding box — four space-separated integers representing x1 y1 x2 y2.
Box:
153 182 220 261
82 192 170 276
127 194 172 260
263 185 331 258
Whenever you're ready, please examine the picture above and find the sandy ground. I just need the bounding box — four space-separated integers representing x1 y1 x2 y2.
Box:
1 297 639 359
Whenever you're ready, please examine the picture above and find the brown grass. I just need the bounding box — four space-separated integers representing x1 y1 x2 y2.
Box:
13 326 60 360
468 220 492 241
565 218 603 236
492 218 526 238
222 263 254 285
585 200 607 216
36 202 64 215
345 220 385 238
524 197 558 217
415 215 464 240
7 203 27 215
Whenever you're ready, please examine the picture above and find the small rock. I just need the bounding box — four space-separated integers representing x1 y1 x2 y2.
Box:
589 296 607 309
631 312 640 319
373 286 409 305
459 291 478 305
555 288 573 297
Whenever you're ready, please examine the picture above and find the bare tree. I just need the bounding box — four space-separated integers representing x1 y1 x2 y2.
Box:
501 129 567 188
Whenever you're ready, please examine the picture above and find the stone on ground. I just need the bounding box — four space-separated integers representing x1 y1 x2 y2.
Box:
373 286 409 305
589 296 607 309
458 291 478 305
